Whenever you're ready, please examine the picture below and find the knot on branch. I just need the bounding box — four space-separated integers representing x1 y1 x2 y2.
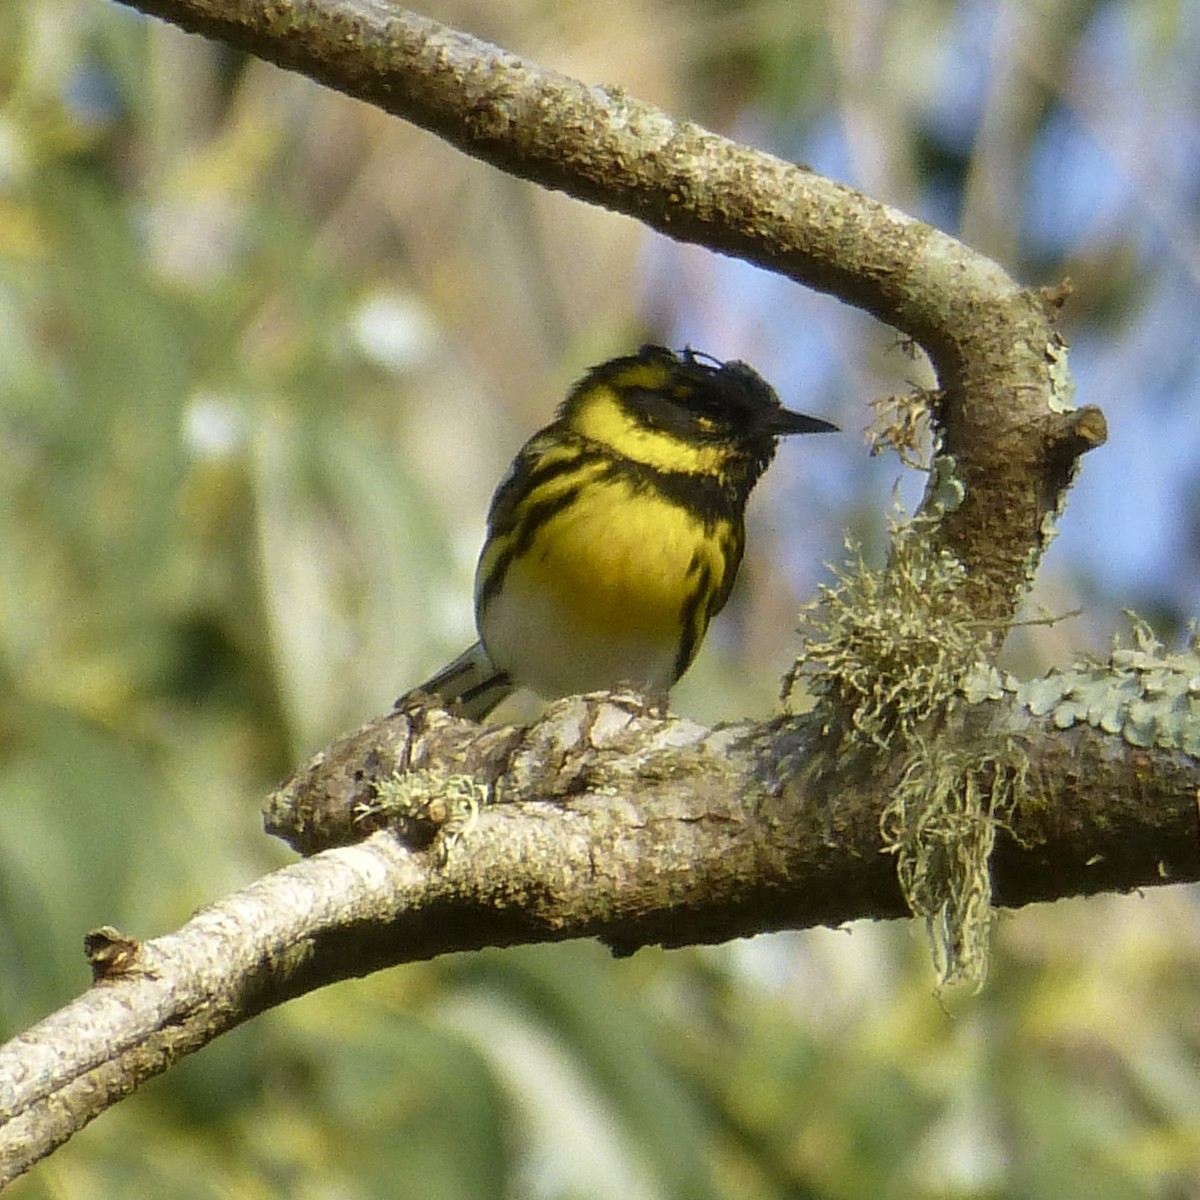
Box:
84 926 146 985
262 703 523 854
1040 403 1108 510
262 691 724 858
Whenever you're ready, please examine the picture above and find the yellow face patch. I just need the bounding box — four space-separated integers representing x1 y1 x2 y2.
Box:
568 386 731 478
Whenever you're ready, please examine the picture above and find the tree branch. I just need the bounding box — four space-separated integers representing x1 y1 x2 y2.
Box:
4 688 1199 1183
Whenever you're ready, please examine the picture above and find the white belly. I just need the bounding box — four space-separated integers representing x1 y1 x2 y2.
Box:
478 564 681 700
476 483 713 700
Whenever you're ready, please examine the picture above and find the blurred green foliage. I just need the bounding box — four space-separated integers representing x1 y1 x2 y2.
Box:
4 1 1200 1197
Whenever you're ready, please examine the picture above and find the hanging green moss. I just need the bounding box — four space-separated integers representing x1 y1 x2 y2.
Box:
881 740 1029 995
787 495 1015 994
785 516 988 751
791 514 1200 997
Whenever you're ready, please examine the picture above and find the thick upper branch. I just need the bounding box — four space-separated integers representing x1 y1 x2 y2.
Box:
117 0 1104 623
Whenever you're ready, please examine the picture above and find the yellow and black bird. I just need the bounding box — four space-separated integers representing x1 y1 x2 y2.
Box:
409 344 836 719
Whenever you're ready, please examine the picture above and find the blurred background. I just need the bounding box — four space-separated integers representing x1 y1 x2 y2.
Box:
3 0 1200 1195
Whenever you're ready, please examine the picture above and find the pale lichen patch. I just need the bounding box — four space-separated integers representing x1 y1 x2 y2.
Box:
1013 617 1200 758
360 769 489 863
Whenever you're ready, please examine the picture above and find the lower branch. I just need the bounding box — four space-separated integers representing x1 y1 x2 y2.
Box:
3 689 1198 1184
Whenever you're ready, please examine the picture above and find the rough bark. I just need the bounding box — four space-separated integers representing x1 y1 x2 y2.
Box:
4 690 1198 1184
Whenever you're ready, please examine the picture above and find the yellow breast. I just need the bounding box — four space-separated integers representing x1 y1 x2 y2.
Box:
477 477 734 699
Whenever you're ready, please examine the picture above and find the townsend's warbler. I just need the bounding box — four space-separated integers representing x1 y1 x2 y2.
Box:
406 345 836 719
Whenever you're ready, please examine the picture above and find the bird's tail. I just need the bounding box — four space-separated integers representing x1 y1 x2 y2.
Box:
398 640 513 721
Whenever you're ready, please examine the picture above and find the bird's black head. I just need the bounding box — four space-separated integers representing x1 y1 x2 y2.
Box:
562 345 836 490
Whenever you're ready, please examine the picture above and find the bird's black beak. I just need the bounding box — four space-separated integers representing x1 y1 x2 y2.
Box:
772 409 839 437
